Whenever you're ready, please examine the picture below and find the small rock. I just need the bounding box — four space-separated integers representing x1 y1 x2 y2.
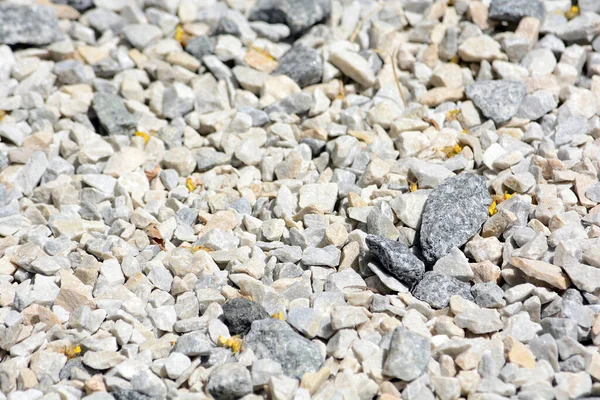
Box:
92 92 136 136
207 363 252 400
274 45 322 87
383 327 431 382
366 234 425 287
0 4 63 45
489 0 545 22
222 298 269 335
413 272 474 309
455 308 504 334
466 80 527 124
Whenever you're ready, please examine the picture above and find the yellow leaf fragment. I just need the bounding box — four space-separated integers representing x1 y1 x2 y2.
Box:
134 131 151 144
271 312 285 320
503 192 514 201
409 182 418 192
218 335 243 354
446 109 460 121
61 345 81 359
565 5 579 20
174 25 189 46
489 200 497 216
186 177 196 192
442 144 463 158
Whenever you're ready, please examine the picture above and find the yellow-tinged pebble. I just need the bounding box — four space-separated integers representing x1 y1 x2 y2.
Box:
218 335 242 354
489 200 497 216
565 5 579 20
409 182 418 192
186 177 196 192
271 312 285 320
134 131 151 144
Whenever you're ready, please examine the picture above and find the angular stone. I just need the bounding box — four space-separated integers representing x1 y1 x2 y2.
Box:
455 308 504 334
489 0 545 22
383 327 431 382
207 363 252 400
563 263 600 293
413 272 474 309
273 45 322 88
420 174 491 263
222 298 269 335
245 319 322 378
509 257 571 290
329 50 376 87
92 93 136 136
366 235 425 287
515 90 557 120
466 80 527 124
249 0 331 35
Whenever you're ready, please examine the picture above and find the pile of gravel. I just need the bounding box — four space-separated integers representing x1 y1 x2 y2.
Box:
2 0 600 399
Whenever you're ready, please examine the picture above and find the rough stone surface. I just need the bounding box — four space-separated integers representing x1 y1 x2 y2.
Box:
366 234 425 287
383 327 431 381
273 45 323 87
420 174 491 263
221 298 270 335
249 0 331 36
412 272 474 309
0 5 63 46
466 80 527 124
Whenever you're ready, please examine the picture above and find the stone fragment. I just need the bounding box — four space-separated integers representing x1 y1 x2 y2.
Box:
329 50 376 87
366 234 425 287
274 45 322 87
509 257 570 290
207 363 252 400
455 308 504 334
413 272 474 309
249 0 331 35
92 93 136 136
466 80 527 124
489 0 545 22
222 298 270 335
0 4 63 45
383 327 431 382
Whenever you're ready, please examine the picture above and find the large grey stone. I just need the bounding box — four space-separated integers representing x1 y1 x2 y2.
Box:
419 174 491 263
221 298 269 335
412 272 474 309
92 93 137 136
383 327 431 381
273 45 323 87
489 0 545 22
245 319 322 378
466 80 527 124
0 4 63 46
249 0 331 36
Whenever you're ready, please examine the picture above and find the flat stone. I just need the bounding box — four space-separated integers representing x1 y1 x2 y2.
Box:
0 4 63 45
515 90 557 120
329 50 376 87
383 327 431 382
298 183 338 213
509 257 571 290
413 272 474 309
366 234 425 287
489 0 545 22
466 80 527 124
563 263 600 293
419 174 491 264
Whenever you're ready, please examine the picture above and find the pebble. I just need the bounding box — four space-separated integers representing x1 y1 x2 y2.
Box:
489 0 545 22
0 4 63 45
221 298 269 335
249 0 331 35
274 45 322 88
92 92 136 136
366 235 425 287
413 272 474 309
466 80 527 124
383 327 431 382
207 363 253 400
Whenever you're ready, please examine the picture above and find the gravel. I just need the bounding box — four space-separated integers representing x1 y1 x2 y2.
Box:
2 0 600 399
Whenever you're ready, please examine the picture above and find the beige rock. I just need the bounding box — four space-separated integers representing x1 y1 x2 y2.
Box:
482 209 518 238
329 50 376 87
55 271 95 313
505 337 535 368
470 260 501 283
430 63 463 88
419 87 464 107
468 1 489 30
166 51 200 71
509 257 570 290
458 35 504 62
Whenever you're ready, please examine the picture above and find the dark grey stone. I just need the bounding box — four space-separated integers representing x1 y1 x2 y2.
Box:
53 0 94 12
245 319 322 378
0 4 63 46
207 363 252 400
265 92 313 115
273 45 323 87
113 390 151 400
489 0 545 22
471 282 505 308
215 17 241 37
222 298 270 335
185 35 215 61
366 234 425 287
383 327 431 381
466 80 527 124
92 93 137 136
249 0 331 36
195 148 231 172
237 106 270 126
54 60 88 85
412 272 474 309
419 174 491 263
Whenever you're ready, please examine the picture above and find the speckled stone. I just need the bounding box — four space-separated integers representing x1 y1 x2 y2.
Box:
419 174 491 263
221 298 270 335
249 0 332 36
245 319 322 378
0 4 63 46
383 327 431 381
466 80 527 124
412 272 474 309
273 45 323 87
366 234 425 287
489 0 545 22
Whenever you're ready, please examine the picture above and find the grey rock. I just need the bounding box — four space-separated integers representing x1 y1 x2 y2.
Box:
366 234 425 287
455 309 504 334
195 148 231 172
159 169 179 191
529 334 559 372
86 8 125 34
560 355 586 372
541 318 579 341
237 106 270 126
53 0 94 12
249 0 331 36
92 93 136 136
54 60 88 85
302 245 340 267
554 116 590 146
466 80 527 124
471 282 505 308
215 17 242 37
515 90 557 120
265 92 313 115
163 83 195 119
14 151 48 196
113 391 151 400
130 370 167 398
383 327 431 381
419 174 491 263
222 298 269 335
0 4 63 46
412 272 474 309
185 35 215 61
249 21 290 41
557 12 600 42
273 45 322 87
489 0 545 22
174 332 214 356
245 319 322 378
207 363 252 400
123 24 162 49
585 183 600 203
